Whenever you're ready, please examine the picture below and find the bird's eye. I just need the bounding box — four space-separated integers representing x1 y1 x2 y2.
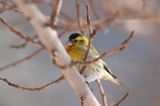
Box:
72 40 77 43
75 40 78 42
79 40 84 44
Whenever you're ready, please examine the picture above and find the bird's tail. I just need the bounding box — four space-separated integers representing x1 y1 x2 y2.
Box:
102 64 122 85
102 74 131 94
102 75 122 85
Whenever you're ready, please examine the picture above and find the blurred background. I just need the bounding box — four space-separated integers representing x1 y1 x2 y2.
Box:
0 0 160 106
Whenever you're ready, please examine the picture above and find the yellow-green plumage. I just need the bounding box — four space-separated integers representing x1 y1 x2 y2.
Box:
65 33 120 84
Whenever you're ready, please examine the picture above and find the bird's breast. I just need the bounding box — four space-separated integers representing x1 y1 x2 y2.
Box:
66 46 86 61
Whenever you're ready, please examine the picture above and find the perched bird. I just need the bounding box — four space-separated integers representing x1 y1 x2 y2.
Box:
65 33 121 85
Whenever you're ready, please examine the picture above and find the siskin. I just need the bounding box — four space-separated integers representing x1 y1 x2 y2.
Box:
65 33 121 85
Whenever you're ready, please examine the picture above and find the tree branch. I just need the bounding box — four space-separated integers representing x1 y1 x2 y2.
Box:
96 80 108 106
76 0 84 34
50 0 62 28
87 0 100 19
0 48 43 71
0 16 43 48
85 3 97 60
0 75 63 91
113 92 129 106
57 15 116 32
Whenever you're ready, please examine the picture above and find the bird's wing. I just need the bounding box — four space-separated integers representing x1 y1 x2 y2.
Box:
88 45 117 78
103 64 117 79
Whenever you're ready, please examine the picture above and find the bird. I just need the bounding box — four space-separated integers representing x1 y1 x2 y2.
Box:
65 32 121 85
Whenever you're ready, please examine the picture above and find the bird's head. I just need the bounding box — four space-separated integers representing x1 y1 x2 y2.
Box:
67 33 88 47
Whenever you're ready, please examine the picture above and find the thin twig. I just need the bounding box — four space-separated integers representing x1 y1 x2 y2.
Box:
10 34 39 49
96 80 108 106
0 75 64 91
88 0 100 19
113 92 129 106
10 42 28 49
0 16 43 47
79 3 96 74
57 16 116 32
86 4 92 36
50 0 62 28
76 0 84 34
76 31 134 66
84 3 95 60
0 48 43 71
60 11 73 22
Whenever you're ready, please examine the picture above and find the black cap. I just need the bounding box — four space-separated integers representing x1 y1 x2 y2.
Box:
69 33 81 41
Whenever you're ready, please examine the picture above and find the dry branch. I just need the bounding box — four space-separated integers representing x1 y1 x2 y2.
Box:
0 16 43 47
10 34 39 49
60 11 73 22
96 80 108 106
113 92 129 106
86 4 92 35
10 42 28 49
57 16 116 32
0 48 43 71
50 0 62 27
0 75 63 91
87 0 100 19
84 4 97 61
75 0 84 34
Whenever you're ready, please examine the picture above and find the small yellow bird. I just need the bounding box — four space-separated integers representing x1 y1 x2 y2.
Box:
65 33 121 85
